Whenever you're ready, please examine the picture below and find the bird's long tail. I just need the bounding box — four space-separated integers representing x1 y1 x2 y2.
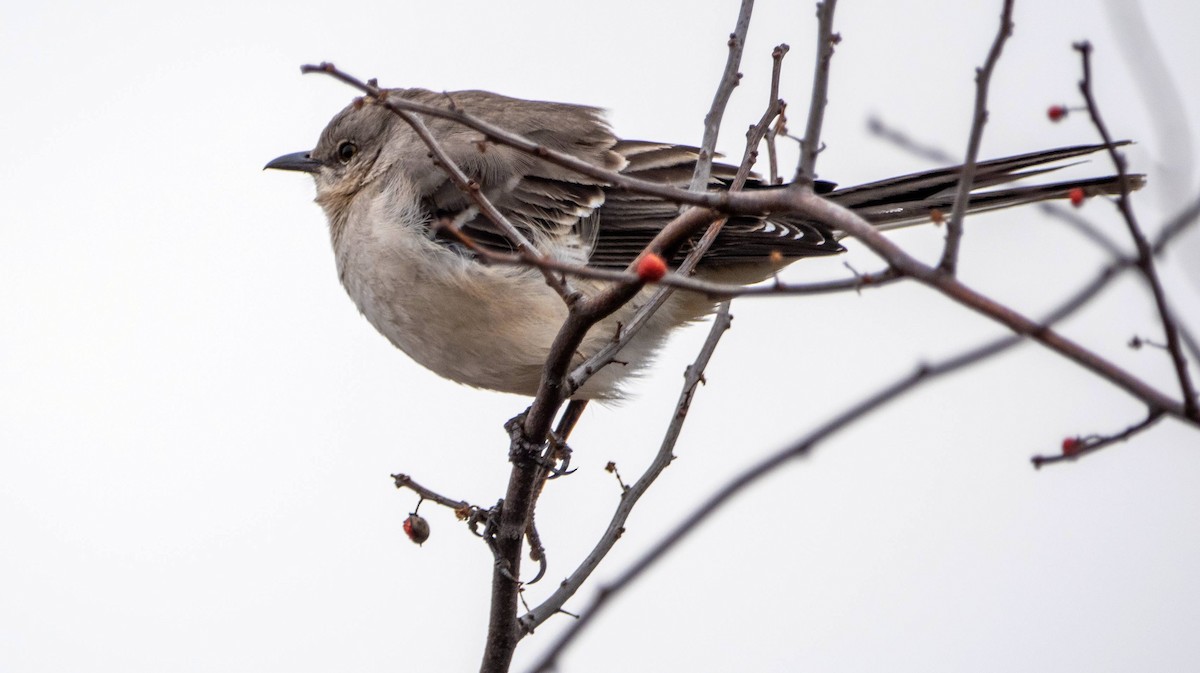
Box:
829 142 1144 233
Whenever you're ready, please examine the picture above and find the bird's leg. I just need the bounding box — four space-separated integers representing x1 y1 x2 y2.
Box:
545 399 588 479
518 400 590 584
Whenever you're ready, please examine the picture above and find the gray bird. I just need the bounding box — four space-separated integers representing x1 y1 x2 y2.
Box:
267 88 1136 400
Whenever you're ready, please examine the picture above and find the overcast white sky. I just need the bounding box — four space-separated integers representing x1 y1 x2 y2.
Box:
3 1 1199 672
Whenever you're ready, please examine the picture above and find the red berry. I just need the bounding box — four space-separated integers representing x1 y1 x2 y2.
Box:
636 252 667 282
1061 437 1081 456
1068 187 1086 207
404 514 430 545
1047 105 1068 122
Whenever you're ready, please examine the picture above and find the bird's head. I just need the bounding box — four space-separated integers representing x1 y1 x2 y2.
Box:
265 98 399 222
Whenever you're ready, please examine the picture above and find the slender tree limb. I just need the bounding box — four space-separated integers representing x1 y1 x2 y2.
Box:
392 473 473 513
1075 41 1198 417
688 0 755 193
519 302 734 634
795 0 838 184
1031 409 1166 468
940 0 1015 275
765 44 790 184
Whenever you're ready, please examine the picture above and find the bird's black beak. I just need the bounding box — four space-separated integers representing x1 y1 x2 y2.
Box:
264 151 321 173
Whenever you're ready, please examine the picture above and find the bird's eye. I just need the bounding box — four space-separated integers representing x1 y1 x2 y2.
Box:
337 141 358 163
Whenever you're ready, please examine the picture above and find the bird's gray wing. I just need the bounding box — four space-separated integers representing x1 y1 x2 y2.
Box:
398 89 624 262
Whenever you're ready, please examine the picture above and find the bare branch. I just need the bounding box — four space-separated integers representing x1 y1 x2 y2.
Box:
764 45 791 183
520 302 734 633
1031 410 1165 468
940 0 1015 275
1075 41 1198 417
795 0 839 184
392 473 473 513
688 0 755 193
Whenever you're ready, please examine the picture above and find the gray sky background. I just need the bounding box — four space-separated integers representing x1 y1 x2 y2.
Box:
3 1 1199 671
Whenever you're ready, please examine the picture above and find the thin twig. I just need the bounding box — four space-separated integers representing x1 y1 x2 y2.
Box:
1075 41 1198 417
795 0 838 184
940 0 1015 275
689 0 755 193
1031 410 1165 468
392 473 472 512
766 44 789 184
520 302 734 634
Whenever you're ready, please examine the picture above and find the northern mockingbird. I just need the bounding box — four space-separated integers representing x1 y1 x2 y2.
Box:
267 88 1136 400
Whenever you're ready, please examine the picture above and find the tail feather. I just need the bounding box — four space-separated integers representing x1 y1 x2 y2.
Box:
851 174 1144 232
831 142 1131 206
829 142 1143 232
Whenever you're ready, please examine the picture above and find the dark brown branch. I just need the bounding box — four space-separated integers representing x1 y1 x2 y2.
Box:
519 302 734 633
1075 41 1198 417
765 44 790 184
1030 410 1165 468
940 0 1015 275
795 0 838 183
392 473 472 513
689 0 755 193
